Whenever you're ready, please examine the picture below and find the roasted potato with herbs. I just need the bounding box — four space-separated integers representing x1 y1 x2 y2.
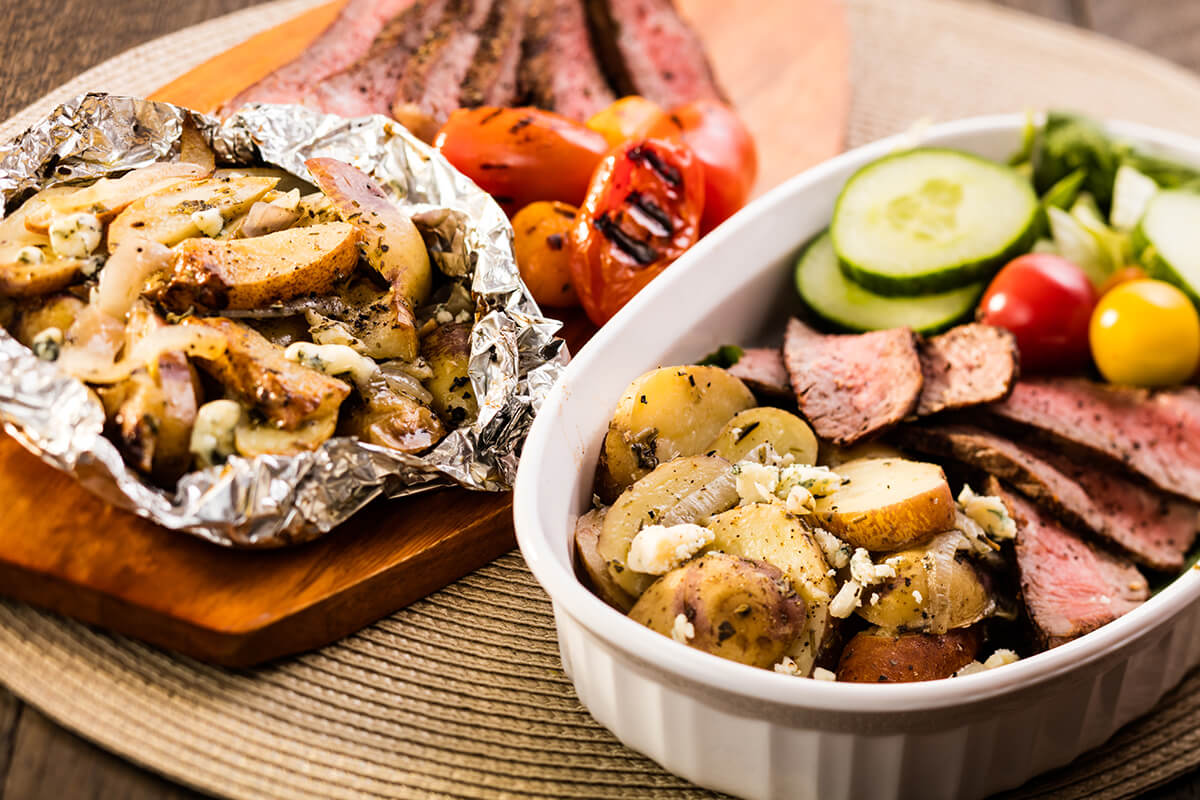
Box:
11 294 86 349
512 200 579 308
305 277 420 360
836 626 983 683
421 322 477 428
235 412 338 457
23 163 210 233
342 378 445 454
574 508 636 612
857 532 996 634
813 458 956 551
707 407 818 466
630 552 807 669
597 454 737 598
596 365 755 503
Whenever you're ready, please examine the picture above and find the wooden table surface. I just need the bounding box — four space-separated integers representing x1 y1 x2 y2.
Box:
1 0 1200 798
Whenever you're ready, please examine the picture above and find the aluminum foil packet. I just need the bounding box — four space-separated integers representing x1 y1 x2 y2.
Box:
0 93 568 547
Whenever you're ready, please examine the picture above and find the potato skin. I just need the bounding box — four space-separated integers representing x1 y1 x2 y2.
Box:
574 508 636 612
837 626 983 683
630 552 807 669
421 322 477 428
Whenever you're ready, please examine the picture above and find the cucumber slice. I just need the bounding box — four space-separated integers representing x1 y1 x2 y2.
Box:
794 231 983 334
1134 189 1200 305
832 149 1039 295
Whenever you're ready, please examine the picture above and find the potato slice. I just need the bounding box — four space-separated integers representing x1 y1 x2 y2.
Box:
184 316 351 430
235 412 338 457
708 407 818 465
107 174 278 253
630 552 807 669
421 322 476 428
157 222 359 311
836 626 982 683
597 455 737 598
857 532 996 634
24 163 209 233
705 503 837 673
12 294 87 349
574 508 636 612
596 365 755 502
342 378 445 454
305 277 421 361
0 253 85 298
812 458 955 551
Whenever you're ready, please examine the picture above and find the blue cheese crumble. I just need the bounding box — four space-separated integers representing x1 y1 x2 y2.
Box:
190 207 225 238
958 484 1016 540
627 523 714 574
189 399 242 467
284 342 379 388
48 212 102 258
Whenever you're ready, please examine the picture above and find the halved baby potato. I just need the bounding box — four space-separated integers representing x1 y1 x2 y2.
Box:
812 458 955 551
857 532 995 634
630 551 807 669
574 508 636 612
596 365 755 502
708 407 818 465
597 454 737 598
235 412 338 457
836 626 982 683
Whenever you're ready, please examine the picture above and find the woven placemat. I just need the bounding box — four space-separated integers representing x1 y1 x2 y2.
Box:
5 1 1200 797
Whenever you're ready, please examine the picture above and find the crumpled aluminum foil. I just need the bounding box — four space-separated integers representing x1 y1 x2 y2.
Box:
0 93 568 547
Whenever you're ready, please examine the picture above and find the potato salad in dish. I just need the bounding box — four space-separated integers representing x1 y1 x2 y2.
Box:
0 131 476 486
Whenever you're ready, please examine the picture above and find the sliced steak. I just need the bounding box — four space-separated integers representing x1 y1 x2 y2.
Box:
584 0 727 109
782 318 922 446
304 0 451 119
460 0 533 109
916 323 1018 416
989 377 1200 503
519 0 616 120
223 0 417 112
991 478 1148 649
897 424 1199 571
727 347 790 399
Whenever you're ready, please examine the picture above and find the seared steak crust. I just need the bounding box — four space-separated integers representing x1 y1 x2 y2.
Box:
916 323 1018 416
991 478 1148 649
897 424 1199 571
727 347 790 399
519 0 616 120
990 377 1200 503
460 0 534 109
782 318 922 446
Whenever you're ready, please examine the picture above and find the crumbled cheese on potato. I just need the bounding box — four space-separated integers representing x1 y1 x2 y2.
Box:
813 528 852 569
849 547 897 586
774 656 801 676
49 212 101 258
784 485 815 515
778 464 844 497
284 342 379 388
829 580 862 618
955 648 1020 677
958 484 1016 540
812 667 837 682
190 207 225 237
435 309 455 324
912 590 924 605
190 399 242 467
733 461 779 505
671 613 695 643
16 245 44 265
627 523 713 575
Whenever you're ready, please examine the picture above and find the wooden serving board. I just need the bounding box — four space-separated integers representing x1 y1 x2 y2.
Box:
0 0 849 667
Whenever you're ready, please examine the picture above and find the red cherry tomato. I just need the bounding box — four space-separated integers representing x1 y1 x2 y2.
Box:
978 253 1098 373
435 107 609 215
569 138 705 325
640 100 757 233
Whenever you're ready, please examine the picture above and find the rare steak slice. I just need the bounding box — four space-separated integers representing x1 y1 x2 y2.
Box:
461 0 534 109
304 0 451 119
584 0 727 109
897 424 1199 571
727 347 790 399
991 479 1148 649
519 0 616 120
223 0 417 112
990 377 1200 503
916 323 1018 416
782 318 922 446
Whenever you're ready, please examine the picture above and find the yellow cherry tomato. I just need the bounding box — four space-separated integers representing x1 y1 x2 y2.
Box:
585 96 664 148
512 201 580 308
1089 279 1200 387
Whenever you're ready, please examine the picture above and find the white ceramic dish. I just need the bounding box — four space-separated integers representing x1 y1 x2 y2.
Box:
513 114 1200 800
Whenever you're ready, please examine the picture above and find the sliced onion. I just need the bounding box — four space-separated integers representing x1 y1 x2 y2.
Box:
96 237 173 320
60 324 226 384
922 530 965 635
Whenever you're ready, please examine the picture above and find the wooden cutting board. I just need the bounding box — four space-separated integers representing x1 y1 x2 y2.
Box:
0 0 849 667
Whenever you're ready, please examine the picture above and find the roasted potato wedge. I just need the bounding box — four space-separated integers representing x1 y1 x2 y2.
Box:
812 458 955 551
11 293 86 348
157 222 359 311
24 163 209 233
214 167 313 196
708 407 818 465
836 626 983 683
342 378 445 454
0 252 85 298
857 532 996 634
107 174 278 253
305 277 421 361
574 508 636 612
596 365 755 503
597 455 737 598
184 316 351 430
630 552 807 669
421 322 476 428
235 412 338 457
705 503 838 672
